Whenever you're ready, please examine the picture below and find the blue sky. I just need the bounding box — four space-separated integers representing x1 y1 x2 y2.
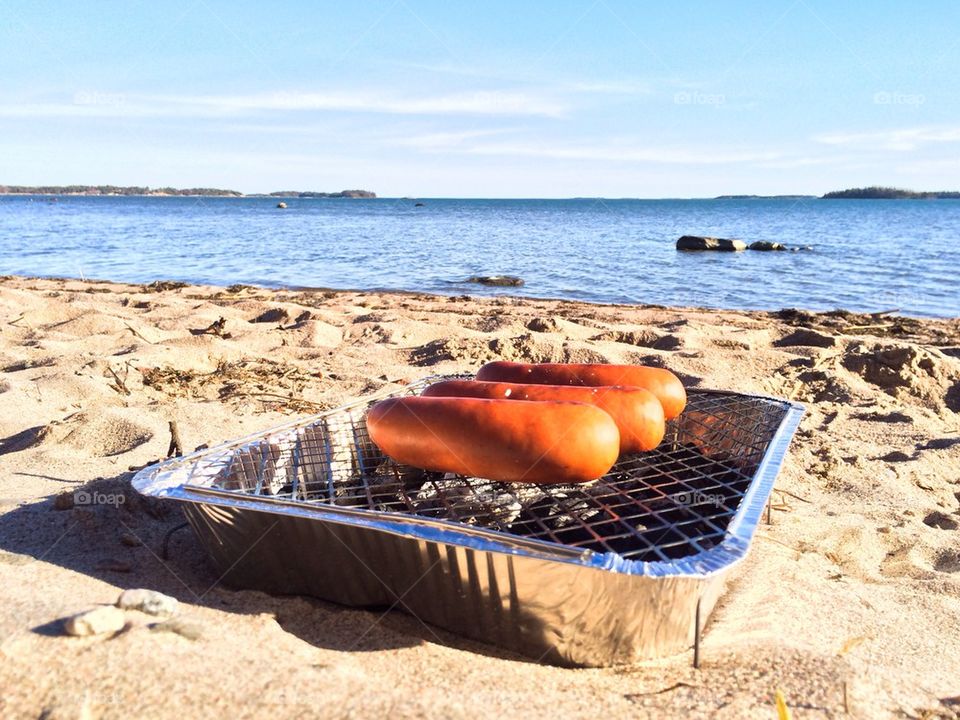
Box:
2 1 958 197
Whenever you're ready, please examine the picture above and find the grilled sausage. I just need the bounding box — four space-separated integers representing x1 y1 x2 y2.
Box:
366 396 620 484
422 379 664 453
475 361 686 419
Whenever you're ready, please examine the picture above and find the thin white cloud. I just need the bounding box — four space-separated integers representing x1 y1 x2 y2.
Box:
393 128 517 149
814 126 960 151
446 140 780 165
0 90 567 119
164 90 566 117
390 126 781 165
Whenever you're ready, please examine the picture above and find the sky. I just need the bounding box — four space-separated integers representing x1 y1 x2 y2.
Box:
1 0 959 197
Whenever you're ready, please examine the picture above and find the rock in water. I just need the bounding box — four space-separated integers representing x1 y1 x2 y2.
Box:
749 241 786 251
117 588 179 616
63 606 126 636
676 236 747 251
465 275 525 287
276 202 287 209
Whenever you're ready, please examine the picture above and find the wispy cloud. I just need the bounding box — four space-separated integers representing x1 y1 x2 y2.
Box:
0 90 567 119
398 132 780 165
393 128 517 149
172 90 566 117
814 126 960 151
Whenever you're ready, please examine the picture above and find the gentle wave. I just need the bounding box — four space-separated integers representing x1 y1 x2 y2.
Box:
1 196 958 317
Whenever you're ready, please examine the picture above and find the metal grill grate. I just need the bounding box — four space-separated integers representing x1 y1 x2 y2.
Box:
210 378 789 563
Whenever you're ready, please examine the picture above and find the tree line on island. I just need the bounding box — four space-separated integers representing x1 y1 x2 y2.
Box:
715 187 960 200
822 186 960 199
4 184 957 200
0 185 376 198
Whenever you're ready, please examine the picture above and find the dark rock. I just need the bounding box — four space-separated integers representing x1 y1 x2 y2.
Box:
676 235 746 252
774 329 837 348
465 275 525 287
749 241 786 251
414 202 425 207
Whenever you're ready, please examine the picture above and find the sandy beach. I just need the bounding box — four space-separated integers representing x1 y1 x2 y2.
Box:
1 274 958 719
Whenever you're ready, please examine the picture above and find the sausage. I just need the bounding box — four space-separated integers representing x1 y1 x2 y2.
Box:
366 396 620 484
422 380 664 453
475 361 686 420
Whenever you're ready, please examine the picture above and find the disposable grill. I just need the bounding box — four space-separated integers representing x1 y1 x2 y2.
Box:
134 376 803 666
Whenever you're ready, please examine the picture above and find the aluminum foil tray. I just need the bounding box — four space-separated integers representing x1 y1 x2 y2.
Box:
133 377 803 667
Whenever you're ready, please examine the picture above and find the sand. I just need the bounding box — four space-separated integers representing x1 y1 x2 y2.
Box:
0 275 958 719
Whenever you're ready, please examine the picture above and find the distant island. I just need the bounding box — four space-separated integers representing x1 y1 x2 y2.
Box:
0 185 243 196
0 185 376 198
263 190 376 198
822 186 960 199
714 195 817 200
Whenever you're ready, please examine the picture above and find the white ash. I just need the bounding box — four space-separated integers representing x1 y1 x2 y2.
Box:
413 476 523 526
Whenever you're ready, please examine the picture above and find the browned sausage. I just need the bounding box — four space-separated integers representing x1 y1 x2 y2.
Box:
422 379 664 453
366 396 620 484
475 361 686 419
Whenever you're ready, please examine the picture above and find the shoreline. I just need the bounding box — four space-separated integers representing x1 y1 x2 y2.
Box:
1 275 959 718
6 273 959 322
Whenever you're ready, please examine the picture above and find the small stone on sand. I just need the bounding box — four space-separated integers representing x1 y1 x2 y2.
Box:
63 606 126 636
117 588 178 616
150 618 202 640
